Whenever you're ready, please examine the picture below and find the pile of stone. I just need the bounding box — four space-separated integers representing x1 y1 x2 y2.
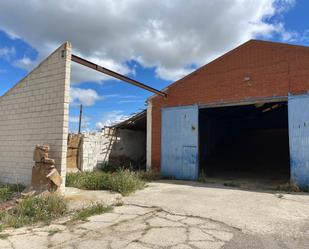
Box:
67 134 82 172
22 145 62 196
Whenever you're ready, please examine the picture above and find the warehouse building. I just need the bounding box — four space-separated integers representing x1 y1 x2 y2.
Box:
147 40 309 189
1 39 309 190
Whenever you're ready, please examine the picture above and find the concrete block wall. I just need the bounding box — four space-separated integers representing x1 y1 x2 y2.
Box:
111 129 146 162
149 40 309 171
0 42 71 186
81 132 110 171
81 129 146 171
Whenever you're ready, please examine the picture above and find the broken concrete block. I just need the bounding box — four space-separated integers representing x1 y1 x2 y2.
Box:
23 145 62 197
31 163 52 189
46 168 62 187
21 185 37 198
43 158 55 165
33 145 49 162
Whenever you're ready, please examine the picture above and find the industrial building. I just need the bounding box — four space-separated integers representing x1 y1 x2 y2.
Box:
1 39 309 189
146 40 309 189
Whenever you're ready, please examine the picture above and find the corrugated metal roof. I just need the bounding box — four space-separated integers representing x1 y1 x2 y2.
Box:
108 109 146 130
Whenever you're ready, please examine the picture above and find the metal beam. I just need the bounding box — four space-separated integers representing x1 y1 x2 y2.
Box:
71 54 167 97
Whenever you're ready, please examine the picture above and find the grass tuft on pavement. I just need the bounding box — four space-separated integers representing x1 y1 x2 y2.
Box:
71 203 113 222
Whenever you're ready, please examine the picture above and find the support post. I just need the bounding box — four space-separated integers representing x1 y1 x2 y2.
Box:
78 104 83 134
146 100 152 171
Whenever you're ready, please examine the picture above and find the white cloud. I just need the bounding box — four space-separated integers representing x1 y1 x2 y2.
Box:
300 30 309 42
13 56 38 71
71 56 132 84
69 115 90 132
155 66 195 82
70 87 102 106
95 110 128 130
0 0 295 82
118 100 144 104
0 46 16 60
69 115 89 125
69 116 80 123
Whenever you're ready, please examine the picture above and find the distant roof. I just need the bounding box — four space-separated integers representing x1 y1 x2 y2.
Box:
108 110 146 130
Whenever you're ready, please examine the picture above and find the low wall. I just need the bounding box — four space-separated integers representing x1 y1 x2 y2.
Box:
0 42 71 186
74 128 146 171
81 132 109 171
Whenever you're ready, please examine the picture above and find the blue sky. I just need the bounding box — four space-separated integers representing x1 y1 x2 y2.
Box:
0 0 309 132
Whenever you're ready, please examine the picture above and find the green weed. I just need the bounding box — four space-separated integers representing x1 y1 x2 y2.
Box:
66 169 145 196
0 183 25 202
71 203 113 222
48 229 60 236
0 194 67 229
0 187 13 203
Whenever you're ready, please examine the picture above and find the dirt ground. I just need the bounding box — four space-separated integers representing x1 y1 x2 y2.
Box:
1 181 309 249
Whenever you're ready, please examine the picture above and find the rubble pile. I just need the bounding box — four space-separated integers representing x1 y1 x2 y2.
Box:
22 145 62 196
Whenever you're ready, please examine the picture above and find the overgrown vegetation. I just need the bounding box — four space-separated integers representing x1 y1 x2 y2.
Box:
0 194 67 230
71 203 113 222
99 162 163 182
66 169 146 196
0 187 13 203
137 170 168 181
0 183 24 202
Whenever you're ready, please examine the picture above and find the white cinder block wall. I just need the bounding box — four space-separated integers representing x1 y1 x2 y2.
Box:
81 132 110 171
0 42 71 187
81 129 146 171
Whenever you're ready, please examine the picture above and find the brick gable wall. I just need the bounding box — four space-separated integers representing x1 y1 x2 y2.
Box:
150 40 309 170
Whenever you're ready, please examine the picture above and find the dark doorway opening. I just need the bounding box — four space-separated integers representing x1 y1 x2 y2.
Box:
199 102 290 185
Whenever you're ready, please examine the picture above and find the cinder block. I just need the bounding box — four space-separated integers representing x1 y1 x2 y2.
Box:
0 42 71 186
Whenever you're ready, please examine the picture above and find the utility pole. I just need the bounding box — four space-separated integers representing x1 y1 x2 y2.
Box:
78 104 83 134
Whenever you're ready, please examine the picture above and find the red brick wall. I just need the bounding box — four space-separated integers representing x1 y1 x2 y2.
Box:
150 40 309 171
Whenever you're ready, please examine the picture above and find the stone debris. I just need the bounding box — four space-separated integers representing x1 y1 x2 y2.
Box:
22 145 62 197
33 144 49 162
67 134 82 172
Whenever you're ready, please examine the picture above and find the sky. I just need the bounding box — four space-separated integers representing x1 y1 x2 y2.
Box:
0 0 309 132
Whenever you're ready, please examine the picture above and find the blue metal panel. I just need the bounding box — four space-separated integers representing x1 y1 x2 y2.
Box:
288 93 309 189
161 105 199 180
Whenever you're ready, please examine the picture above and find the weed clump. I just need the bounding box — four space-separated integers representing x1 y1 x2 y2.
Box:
0 183 24 203
66 169 145 196
71 203 113 222
0 194 67 229
0 187 13 203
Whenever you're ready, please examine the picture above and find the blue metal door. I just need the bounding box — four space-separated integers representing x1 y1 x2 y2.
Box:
288 93 309 188
161 105 199 180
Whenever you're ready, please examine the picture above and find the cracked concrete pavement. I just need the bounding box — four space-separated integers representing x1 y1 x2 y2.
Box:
1 181 309 248
0 205 237 249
